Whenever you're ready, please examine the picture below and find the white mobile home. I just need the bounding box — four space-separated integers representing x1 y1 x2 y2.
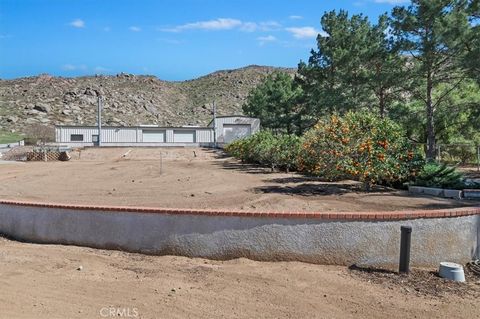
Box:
55 115 260 147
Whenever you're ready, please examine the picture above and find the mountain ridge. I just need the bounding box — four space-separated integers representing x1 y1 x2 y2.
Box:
0 65 296 133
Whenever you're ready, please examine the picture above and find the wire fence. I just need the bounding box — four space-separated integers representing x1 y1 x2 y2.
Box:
411 143 480 171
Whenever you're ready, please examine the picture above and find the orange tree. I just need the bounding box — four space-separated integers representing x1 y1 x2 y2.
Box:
298 111 423 191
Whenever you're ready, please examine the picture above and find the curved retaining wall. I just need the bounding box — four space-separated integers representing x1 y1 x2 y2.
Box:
0 200 479 267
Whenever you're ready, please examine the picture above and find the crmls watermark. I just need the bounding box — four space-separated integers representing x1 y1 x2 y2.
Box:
99 307 139 318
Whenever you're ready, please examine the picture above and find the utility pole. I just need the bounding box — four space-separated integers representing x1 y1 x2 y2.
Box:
97 95 102 147
212 101 217 148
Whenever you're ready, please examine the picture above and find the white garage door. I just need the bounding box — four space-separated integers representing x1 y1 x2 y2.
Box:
223 124 251 143
142 130 165 143
173 130 195 143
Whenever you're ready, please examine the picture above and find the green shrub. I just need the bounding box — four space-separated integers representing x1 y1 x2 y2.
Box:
299 112 423 190
224 131 302 172
272 134 302 172
413 162 466 189
441 144 477 165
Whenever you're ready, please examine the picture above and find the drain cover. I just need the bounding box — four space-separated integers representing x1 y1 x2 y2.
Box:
439 262 465 282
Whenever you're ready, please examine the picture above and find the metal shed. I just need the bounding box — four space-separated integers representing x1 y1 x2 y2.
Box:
208 115 261 145
54 115 260 147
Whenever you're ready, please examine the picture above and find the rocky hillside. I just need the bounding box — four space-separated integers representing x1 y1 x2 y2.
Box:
0 65 295 133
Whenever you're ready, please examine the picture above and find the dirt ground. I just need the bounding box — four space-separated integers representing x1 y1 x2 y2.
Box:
0 237 478 319
0 147 478 212
1 148 479 318
460 165 480 179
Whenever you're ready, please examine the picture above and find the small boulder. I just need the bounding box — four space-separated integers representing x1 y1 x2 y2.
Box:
143 104 158 115
33 103 51 113
84 88 98 96
6 116 18 123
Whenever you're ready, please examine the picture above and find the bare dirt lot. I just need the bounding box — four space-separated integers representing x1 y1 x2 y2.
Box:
1 147 479 318
0 147 478 212
0 237 478 319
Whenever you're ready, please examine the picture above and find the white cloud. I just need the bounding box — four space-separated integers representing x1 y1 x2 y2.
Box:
259 21 282 31
373 0 409 4
257 35 277 45
286 26 325 39
129 26 141 32
160 18 281 33
161 18 242 32
62 64 87 71
257 35 276 41
240 22 258 32
69 19 85 28
289 15 303 20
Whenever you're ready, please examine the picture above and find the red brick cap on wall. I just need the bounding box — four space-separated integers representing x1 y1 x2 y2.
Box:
0 199 479 221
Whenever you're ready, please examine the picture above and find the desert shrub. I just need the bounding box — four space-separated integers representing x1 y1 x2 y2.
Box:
23 124 54 145
413 162 466 189
299 112 423 190
224 131 302 172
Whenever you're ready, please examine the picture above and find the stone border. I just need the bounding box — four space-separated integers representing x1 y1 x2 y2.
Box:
408 185 480 200
0 199 479 221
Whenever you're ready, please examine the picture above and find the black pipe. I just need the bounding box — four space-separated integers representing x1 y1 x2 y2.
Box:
399 226 412 274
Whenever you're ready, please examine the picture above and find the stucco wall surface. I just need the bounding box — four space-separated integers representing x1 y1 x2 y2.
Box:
0 202 478 267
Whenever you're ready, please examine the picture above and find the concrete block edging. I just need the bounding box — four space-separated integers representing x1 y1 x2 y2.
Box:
409 185 480 200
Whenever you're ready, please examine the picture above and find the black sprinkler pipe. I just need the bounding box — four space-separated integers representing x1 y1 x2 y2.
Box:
399 226 412 274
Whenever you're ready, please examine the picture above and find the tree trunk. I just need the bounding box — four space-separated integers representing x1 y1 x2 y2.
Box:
425 72 436 161
379 88 385 118
364 179 371 192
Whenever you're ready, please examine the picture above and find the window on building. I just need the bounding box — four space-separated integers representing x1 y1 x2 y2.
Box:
70 134 84 142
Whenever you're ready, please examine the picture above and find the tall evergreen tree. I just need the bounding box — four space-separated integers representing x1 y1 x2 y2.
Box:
391 0 472 160
297 11 403 119
242 72 303 134
464 0 480 82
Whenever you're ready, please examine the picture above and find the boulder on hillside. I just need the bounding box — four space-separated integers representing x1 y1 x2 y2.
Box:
6 116 18 123
33 103 51 113
63 91 77 102
143 104 158 115
84 88 98 96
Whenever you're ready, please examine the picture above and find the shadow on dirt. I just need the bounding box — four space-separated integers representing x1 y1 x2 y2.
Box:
253 181 396 197
348 264 398 275
213 158 277 175
212 154 480 208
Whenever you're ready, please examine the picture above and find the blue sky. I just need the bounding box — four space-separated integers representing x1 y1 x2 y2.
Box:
0 0 408 80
